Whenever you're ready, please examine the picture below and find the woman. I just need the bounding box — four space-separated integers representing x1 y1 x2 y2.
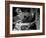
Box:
13 8 24 30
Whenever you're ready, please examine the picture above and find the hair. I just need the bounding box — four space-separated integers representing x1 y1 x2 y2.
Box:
16 8 22 14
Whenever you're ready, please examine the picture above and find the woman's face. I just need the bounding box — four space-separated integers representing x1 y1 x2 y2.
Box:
16 8 22 15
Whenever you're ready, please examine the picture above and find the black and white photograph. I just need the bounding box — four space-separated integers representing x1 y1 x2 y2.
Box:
12 7 40 31
5 1 45 37
10 4 43 34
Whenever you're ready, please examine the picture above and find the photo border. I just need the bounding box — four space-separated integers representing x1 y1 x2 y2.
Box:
10 4 42 34
5 1 45 37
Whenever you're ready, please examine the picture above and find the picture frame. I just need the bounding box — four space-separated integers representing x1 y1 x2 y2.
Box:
5 1 45 37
